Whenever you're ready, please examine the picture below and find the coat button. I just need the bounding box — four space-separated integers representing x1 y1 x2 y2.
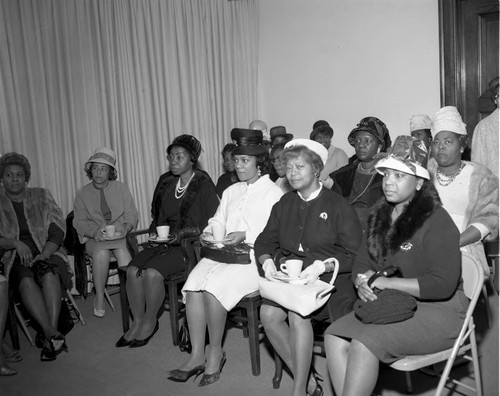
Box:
299 225 303 231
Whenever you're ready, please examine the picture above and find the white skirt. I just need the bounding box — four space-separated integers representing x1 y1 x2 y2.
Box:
182 256 260 311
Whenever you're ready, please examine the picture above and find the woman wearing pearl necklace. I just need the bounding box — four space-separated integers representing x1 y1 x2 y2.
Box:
430 106 498 276
116 135 219 348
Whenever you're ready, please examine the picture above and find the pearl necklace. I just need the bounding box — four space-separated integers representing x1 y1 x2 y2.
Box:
357 163 376 175
175 172 195 199
436 162 465 186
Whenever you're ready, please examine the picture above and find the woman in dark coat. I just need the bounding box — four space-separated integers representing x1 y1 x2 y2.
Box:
116 135 219 348
330 116 391 233
325 136 467 396
255 139 363 396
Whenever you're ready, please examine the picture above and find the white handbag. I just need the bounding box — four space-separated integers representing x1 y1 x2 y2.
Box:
258 258 339 317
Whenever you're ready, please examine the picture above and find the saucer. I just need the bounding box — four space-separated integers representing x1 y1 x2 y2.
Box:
148 235 173 243
271 272 307 285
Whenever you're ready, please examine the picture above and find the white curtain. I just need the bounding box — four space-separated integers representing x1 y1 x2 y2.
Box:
0 0 259 228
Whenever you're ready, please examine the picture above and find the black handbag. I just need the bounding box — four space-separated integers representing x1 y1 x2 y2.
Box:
354 266 417 325
178 317 191 353
199 241 251 264
58 300 76 335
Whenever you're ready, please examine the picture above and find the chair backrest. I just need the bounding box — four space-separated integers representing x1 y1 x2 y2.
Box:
461 251 484 302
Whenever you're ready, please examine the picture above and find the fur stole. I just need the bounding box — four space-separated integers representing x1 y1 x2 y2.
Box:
0 187 67 278
366 182 441 264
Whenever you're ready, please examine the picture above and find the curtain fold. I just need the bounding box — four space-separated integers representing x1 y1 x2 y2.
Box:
0 0 259 229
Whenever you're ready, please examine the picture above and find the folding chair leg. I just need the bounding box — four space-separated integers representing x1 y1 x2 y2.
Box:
13 304 35 347
404 372 413 394
65 290 86 325
244 303 261 376
469 328 483 396
104 289 116 312
168 283 180 346
7 300 20 350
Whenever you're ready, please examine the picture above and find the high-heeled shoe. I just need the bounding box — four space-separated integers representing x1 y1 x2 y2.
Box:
50 334 68 355
307 367 324 396
93 300 105 318
0 365 18 376
167 365 205 382
198 351 226 387
40 347 57 362
128 321 159 348
5 351 23 363
115 335 132 348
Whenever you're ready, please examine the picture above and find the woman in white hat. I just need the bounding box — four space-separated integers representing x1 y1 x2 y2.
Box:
255 139 363 396
73 147 138 318
325 136 467 396
430 106 498 276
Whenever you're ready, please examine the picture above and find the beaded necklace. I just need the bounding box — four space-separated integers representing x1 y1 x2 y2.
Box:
175 172 195 199
436 161 465 187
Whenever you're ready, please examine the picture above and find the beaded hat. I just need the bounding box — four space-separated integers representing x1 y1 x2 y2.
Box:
431 106 467 136
409 114 432 133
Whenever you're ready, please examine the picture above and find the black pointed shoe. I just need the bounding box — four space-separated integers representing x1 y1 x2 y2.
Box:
128 321 159 348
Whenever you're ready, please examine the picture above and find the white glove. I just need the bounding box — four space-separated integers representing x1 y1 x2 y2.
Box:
262 259 278 281
299 260 326 284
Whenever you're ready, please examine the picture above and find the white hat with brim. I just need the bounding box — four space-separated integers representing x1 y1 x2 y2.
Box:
375 156 430 180
284 138 329 165
84 147 117 172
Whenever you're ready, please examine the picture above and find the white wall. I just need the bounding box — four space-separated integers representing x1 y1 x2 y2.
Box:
258 0 440 157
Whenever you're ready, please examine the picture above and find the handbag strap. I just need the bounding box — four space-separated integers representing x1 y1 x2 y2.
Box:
323 258 339 285
367 265 401 288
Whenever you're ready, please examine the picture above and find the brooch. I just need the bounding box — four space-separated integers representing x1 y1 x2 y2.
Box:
400 242 413 251
319 212 328 220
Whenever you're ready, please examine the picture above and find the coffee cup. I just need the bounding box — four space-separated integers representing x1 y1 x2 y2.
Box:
105 225 116 237
211 223 226 242
156 225 170 239
280 259 303 278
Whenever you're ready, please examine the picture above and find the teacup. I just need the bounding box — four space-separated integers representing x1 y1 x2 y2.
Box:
105 225 116 237
156 225 170 239
280 259 303 279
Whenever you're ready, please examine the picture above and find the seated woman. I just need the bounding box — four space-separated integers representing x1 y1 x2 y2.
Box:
117 135 219 348
270 142 293 193
215 143 238 198
0 275 17 375
168 128 283 386
430 106 499 275
74 147 139 318
255 139 363 396
0 153 71 362
330 116 391 233
325 136 467 396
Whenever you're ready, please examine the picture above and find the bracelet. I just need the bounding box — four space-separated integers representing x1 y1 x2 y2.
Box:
324 260 334 273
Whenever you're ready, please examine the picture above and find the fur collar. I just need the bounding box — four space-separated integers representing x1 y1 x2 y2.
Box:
366 182 441 264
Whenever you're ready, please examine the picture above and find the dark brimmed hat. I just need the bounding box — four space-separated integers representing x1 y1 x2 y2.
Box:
231 128 268 156
84 147 117 172
310 125 334 140
348 116 391 151
270 126 293 143
375 135 429 180
167 134 202 161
